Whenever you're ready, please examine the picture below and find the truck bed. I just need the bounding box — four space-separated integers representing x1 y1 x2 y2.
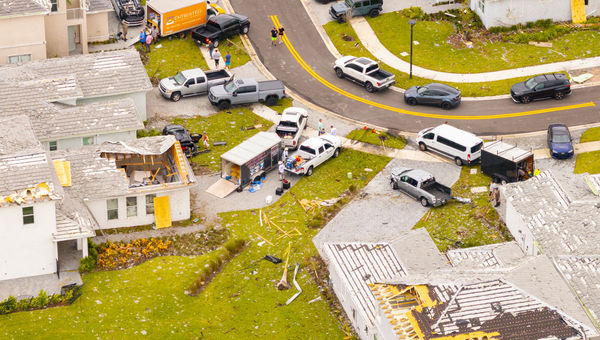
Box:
258 80 285 92
206 69 231 80
368 69 393 80
422 182 452 201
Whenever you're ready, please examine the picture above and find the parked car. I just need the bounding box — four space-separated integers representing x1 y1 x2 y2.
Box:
285 135 341 176
404 83 461 110
159 68 232 101
416 124 483 166
330 0 383 23
390 167 452 207
316 0 336 3
111 0 145 26
510 73 571 104
333 56 395 92
208 78 286 110
191 13 250 47
276 107 308 150
162 125 198 157
547 123 574 159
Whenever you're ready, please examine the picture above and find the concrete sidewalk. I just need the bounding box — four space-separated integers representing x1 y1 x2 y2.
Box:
350 17 600 83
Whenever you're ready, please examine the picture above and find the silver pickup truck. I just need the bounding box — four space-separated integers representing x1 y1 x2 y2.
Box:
285 135 341 176
208 78 286 110
333 56 395 93
390 167 452 207
276 107 308 150
159 68 232 102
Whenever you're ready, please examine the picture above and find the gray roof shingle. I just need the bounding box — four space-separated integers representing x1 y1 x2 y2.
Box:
0 0 48 18
86 0 112 13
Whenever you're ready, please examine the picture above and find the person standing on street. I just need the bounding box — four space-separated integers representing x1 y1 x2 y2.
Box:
145 33 153 52
330 125 337 136
317 119 324 136
225 51 231 71
152 25 158 44
213 49 221 68
139 29 146 51
270 27 278 46
282 147 289 162
207 39 215 58
277 26 285 44
122 20 128 41
278 161 285 181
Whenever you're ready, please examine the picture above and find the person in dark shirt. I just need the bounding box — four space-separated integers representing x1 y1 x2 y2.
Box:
270 27 278 46
277 26 285 44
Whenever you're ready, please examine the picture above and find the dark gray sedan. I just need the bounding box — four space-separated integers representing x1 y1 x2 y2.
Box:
404 83 461 110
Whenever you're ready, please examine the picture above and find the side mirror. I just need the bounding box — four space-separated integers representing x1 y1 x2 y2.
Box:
232 92 238 97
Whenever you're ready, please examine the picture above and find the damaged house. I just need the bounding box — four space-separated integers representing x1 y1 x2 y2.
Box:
0 49 151 151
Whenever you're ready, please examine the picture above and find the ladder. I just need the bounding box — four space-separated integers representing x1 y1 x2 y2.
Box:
172 141 189 183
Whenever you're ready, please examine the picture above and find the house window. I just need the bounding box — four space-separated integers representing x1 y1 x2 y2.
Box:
49 141 57 151
8 54 31 64
22 206 34 224
126 197 137 217
50 0 58 12
83 136 94 146
107 198 118 220
479 0 485 13
146 194 156 214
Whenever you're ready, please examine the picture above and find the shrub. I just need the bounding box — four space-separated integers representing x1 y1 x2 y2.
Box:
401 6 425 20
17 299 30 311
0 296 17 315
30 290 49 309
224 238 246 254
137 129 161 138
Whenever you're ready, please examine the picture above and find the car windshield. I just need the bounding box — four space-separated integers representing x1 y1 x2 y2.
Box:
173 73 186 85
417 86 428 95
224 81 237 93
525 78 538 89
552 133 570 143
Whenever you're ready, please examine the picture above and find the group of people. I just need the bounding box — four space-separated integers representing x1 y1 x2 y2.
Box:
137 24 159 53
206 39 232 70
270 26 285 46
317 118 336 136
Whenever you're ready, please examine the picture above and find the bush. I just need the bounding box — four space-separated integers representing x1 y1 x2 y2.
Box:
401 6 425 20
223 238 246 254
17 299 31 311
0 296 17 315
80 239 99 272
30 290 49 309
137 129 161 138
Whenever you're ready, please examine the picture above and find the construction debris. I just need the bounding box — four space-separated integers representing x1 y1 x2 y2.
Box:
264 255 282 264
254 232 273 246
298 198 341 212
286 264 302 305
308 296 322 304
276 242 292 290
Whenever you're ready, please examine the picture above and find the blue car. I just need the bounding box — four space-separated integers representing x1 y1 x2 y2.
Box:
547 124 574 159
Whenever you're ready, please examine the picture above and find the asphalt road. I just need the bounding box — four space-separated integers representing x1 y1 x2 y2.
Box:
230 0 600 135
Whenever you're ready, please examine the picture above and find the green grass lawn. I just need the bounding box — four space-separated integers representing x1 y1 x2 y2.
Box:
580 127 600 143
143 36 209 79
174 108 273 173
0 150 390 339
217 35 251 69
324 21 534 97
367 12 600 73
412 165 511 252
346 129 407 149
268 97 293 114
574 151 600 174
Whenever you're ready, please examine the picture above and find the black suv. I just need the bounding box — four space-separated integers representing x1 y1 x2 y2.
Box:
510 73 571 104
191 14 250 47
162 125 198 157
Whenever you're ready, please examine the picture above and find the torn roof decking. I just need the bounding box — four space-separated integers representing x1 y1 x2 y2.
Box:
100 135 177 156
446 242 525 269
0 0 48 18
86 0 112 13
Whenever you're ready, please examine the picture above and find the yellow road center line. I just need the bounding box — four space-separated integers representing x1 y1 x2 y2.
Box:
270 15 595 120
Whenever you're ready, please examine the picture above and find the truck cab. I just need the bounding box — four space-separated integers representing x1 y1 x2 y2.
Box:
330 0 383 23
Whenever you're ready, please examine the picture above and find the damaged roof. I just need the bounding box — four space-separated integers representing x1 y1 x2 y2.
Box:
100 135 176 156
0 116 60 199
446 241 525 269
0 0 48 18
38 99 143 141
86 0 112 13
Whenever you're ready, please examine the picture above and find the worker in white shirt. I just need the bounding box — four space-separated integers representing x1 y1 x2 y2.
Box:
278 161 285 181
282 147 289 162
330 125 337 136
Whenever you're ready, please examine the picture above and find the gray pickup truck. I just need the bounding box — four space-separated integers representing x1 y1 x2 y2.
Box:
390 167 452 207
208 78 286 110
159 68 232 102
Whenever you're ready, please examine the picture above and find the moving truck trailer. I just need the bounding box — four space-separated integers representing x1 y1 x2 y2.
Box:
147 0 208 37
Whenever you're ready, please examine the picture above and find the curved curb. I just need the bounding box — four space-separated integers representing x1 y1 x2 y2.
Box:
222 0 600 140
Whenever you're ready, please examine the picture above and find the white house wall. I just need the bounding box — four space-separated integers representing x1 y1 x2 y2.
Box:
0 201 57 281
86 188 190 229
471 0 600 28
78 91 148 121
504 198 539 256
41 130 136 151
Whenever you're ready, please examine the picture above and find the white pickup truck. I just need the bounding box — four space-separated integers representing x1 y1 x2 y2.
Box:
276 107 308 150
284 135 341 176
333 56 395 93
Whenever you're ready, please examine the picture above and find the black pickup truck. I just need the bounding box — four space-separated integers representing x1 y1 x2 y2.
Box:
111 0 145 26
191 14 250 47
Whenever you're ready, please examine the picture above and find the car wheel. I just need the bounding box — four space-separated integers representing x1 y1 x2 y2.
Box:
365 82 375 93
521 95 531 104
236 186 243 192
390 180 398 190
406 97 417 106
306 166 314 176
553 91 565 100
265 95 278 106
420 197 429 207
241 25 250 35
213 39 219 47
217 100 231 110
454 157 463 166
333 148 340 158
335 67 344 78
171 92 181 102
441 101 452 110
337 15 345 23
419 142 427 151
369 9 380 17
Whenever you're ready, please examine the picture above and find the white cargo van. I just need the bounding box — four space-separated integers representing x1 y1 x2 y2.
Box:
416 124 483 166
